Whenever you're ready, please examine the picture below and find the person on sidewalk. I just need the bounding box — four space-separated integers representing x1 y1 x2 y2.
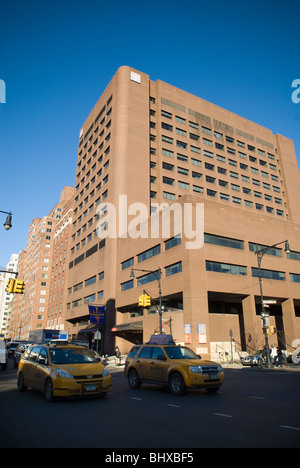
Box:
115 346 121 366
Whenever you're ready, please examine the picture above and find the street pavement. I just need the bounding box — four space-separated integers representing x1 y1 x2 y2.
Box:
1 357 300 449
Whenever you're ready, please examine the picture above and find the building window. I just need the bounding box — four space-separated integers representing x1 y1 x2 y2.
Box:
204 233 244 250
289 273 300 283
138 245 160 263
137 271 160 286
252 268 285 281
165 236 181 251
85 275 96 287
121 257 134 270
121 280 133 291
165 261 182 277
206 261 247 276
84 294 96 304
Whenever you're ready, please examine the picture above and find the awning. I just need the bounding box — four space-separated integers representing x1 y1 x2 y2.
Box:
111 321 143 344
78 323 101 335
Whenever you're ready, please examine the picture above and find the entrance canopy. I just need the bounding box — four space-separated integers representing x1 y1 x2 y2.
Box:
78 323 101 336
111 321 143 344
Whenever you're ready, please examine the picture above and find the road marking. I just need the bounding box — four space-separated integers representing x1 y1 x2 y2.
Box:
280 425 300 431
130 397 142 401
166 404 181 408
213 413 233 418
250 396 266 400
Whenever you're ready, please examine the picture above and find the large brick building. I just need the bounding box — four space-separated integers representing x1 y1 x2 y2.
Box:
66 66 300 358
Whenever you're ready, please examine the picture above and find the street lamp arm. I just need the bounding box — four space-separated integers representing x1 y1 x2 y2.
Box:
255 239 290 260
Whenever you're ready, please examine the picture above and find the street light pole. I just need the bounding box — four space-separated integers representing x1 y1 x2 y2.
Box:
130 267 163 334
255 239 290 368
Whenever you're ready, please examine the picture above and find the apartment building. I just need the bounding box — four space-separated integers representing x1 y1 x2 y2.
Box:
66 66 300 358
8 186 74 340
46 186 75 333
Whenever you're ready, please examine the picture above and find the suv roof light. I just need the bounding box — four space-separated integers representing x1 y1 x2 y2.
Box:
147 334 175 345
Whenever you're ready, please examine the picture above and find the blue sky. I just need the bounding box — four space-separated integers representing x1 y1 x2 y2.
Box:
0 0 299 268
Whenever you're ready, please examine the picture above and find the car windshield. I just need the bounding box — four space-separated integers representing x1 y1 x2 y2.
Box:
164 346 199 360
49 347 98 364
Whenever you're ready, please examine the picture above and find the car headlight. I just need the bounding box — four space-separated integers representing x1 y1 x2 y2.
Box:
189 366 202 373
56 369 74 379
103 368 110 377
217 365 223 373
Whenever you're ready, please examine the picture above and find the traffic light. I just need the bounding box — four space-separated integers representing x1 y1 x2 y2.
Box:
144 295 151 307
138 294 152 307
138 295 145 307
5 279 16 293
14 280 25 294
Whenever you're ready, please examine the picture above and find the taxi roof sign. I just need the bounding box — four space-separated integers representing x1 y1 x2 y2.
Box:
147 334 175 345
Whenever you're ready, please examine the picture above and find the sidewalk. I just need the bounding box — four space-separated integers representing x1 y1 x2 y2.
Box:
222 362 300 372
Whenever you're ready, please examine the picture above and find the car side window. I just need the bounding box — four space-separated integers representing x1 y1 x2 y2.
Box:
37 348 48 366
139 346 153 359
152 347 166 360
128 346 141 358
28 346 42 362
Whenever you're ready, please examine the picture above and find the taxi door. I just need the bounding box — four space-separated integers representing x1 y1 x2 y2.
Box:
149 347 169 384
135 346 154 380
32 347 49 391
22 346 41 388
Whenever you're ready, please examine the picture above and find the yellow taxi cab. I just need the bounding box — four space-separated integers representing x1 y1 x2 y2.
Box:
125 335 224 395
17 343 112 402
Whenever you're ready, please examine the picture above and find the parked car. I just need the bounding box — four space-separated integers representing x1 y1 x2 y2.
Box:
125 336 224 396
0 340 8 370
242 351 268 367
14 343 33 368
17 343 112 402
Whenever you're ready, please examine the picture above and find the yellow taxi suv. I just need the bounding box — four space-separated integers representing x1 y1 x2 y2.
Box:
125 336 224 396
17 344 112 402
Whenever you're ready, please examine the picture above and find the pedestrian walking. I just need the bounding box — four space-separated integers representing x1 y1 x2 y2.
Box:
115 346 121 366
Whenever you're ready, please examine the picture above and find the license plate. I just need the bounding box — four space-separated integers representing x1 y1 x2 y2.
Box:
209 374 217 380
85 384 97 392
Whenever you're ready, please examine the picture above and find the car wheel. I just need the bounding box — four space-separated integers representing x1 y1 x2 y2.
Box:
44 378 55 402
17 373 27 392
169 372 186 396
128 369 141 389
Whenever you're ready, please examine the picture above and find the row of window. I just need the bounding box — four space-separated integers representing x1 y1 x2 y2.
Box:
206 261 300 282
158 170 282 201
155 102 275 159
121 233 300 270
68 271 105 295
121 261 183 291
121 258 300 291
67 290 104 309
156 151 279 183
158 125 278 171
154 189 285 216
